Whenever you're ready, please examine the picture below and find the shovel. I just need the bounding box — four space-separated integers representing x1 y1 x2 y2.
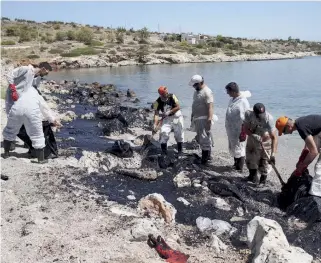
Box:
260 141 286 186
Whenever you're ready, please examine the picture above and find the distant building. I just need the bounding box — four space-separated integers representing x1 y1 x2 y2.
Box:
181 33 209 44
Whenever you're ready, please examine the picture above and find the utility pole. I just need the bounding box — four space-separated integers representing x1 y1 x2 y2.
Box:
158 24 160 33
37 25 40 49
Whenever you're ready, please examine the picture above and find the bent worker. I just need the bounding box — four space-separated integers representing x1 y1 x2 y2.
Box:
17 64 60 159
152 86 184 156
243 103 278 185
3 63 60 163
275 115 321 197
225 82 251 172
189 74 214 165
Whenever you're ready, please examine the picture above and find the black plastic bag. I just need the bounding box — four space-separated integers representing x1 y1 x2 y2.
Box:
277 171 313 210
107 140 133 158
17 121 58 159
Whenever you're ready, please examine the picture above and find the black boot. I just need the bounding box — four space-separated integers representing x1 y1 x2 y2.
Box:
177 142 183 154
35 148 48 164
3 140 13 159
207 149 213 161
161 143 167 155
177 142 183 158
201 150 210 165
236 157 245 172
259 174 267 185
247 169 259 184
233 158 238 168
10 142 16 151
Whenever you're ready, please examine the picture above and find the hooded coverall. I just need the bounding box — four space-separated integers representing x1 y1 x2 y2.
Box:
225 93 251 170
3 65 55 161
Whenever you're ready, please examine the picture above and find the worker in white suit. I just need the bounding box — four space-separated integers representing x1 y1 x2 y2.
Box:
224 82 251 172
3 63 60 163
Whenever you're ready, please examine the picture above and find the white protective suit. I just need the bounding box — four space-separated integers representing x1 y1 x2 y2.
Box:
159 110 184 144
309 132 321 197
3 65 56 149
225 91 251 158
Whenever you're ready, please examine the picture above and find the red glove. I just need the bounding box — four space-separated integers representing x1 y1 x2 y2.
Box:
9 84 19 101
239 125 247 142
148 235 189 263
292 149 310 177
292 166 308 177
296 149 309 168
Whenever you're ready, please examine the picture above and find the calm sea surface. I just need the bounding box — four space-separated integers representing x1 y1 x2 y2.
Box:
50 56 321 172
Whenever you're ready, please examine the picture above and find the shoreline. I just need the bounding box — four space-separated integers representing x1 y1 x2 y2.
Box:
1 77 321 262
32 51 319 70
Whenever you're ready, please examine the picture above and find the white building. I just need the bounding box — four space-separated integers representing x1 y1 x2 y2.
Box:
181 33 209 45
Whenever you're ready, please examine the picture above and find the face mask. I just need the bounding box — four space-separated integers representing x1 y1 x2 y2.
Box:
193 83 201 91
255 113 265 121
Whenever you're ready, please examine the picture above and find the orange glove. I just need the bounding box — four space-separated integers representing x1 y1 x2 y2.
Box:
9 84 19 101
148 235 189 263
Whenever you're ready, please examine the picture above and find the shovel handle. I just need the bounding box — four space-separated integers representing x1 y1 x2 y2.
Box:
260 141 286 186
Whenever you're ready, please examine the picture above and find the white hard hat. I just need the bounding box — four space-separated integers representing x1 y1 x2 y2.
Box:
188 75 203 86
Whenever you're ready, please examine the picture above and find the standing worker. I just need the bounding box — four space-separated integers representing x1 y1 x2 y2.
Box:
152 86 184 156
225 82 251 172
189 75 214 165
243 103 278 185
275 115 321 197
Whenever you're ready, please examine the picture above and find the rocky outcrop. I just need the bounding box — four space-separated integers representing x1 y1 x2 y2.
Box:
138 193 177 223
196 216 237 237
47 51 317 70
173 171 192 188
247 216 313 263
115 168 159 181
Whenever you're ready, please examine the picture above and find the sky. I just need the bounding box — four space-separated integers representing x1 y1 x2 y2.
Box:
1 1 321 41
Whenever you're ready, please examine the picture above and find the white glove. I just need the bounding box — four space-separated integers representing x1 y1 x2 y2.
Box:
163 111 171 117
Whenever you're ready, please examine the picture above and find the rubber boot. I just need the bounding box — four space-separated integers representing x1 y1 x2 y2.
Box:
201 150 210 165
3 140 12 159
236 157 245 172
161 143 167 155
10 142 16 151
208 149 213 161
259 173 267 185
35 148 48 164
247 169 259 184
177 142 183 158
233 158 238 168
177 142 183 154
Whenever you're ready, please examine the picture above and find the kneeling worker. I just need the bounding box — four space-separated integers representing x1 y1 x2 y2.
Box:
152 86 184 156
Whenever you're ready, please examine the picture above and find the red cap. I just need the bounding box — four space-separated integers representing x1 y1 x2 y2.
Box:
158 86 167 96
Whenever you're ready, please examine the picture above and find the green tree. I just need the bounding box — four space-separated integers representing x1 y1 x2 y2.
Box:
55 31 67 41
67 30 76 40
138 27 150 43
6 26 20 36
77 27 94 45
106 31 115 43
18 25 32 42
116 32 124 44
136 44 149 63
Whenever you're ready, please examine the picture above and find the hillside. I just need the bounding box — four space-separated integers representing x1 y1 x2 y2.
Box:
1 17 321 68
